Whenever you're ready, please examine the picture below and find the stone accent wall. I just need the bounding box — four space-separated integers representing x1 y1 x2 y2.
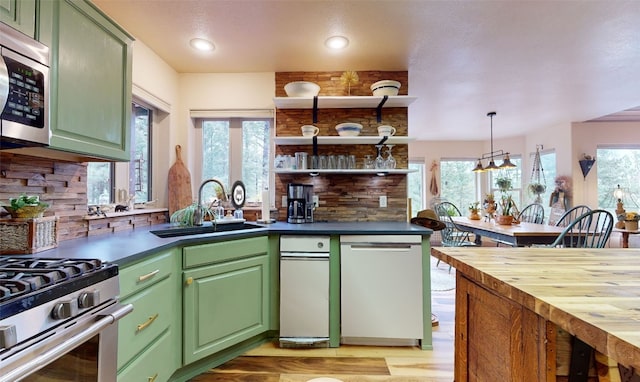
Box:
0 152 166 243
275 71 410 222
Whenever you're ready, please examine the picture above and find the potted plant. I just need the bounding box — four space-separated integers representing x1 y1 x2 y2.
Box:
2 194 49 218
496 195 515 225
170 202 216 226
495 177 512 192
468 202 481 220
528 182 547 203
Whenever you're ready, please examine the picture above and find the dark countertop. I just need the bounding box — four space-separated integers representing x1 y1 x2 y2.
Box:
27 221 432 267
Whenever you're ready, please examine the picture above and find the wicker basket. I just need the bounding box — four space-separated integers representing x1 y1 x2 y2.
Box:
0 216 59 254
3 205 48 218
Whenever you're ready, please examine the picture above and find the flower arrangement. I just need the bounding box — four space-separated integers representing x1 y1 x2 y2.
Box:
624 212 639 222
468 202 480 213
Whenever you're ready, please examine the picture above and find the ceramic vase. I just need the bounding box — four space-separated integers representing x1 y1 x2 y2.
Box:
496 215 514 225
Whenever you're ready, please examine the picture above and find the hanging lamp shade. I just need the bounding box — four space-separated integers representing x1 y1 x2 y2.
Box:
500 153 516 168
472 159 485 172
485 159 499 171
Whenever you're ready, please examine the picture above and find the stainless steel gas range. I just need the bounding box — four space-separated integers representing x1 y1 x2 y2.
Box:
0 257 132 381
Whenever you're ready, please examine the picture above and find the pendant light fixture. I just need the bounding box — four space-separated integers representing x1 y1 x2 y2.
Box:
472 111 517 172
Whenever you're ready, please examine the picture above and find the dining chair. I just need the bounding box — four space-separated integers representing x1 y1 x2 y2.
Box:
554 205 592 228
518 203 545 224
434 202 476 271
545 209 614 248
435 201 462 217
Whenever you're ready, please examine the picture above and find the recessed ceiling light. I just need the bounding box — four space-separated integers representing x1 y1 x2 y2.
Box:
190 38 215 52
325 35 349 50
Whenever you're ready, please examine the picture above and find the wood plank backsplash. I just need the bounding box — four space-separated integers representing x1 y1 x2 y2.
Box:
0 152 166 243
275 71 411 222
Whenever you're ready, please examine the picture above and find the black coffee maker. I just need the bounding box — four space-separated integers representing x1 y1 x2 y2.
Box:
287 183 314 223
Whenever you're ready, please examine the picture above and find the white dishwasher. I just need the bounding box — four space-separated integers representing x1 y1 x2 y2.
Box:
340 235 423 346
279 235 330 348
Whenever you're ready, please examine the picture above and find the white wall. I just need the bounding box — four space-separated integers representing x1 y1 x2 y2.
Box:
409 136 525 207
177 72 275 187
126 40 180 208
571 121 640 207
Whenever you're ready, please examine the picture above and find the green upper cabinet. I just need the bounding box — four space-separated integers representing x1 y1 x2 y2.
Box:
0 0 37 37
38 0 133 161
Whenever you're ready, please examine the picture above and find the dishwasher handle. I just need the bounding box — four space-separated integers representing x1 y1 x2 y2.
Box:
345 243 415 250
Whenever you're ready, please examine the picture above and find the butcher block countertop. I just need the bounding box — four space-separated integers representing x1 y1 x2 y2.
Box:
431 247 640 371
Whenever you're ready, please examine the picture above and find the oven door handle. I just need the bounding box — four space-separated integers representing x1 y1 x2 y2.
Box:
0 303 133 382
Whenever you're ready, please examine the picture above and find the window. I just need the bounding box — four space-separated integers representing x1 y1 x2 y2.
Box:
488 156 522 211
596 147 640 212
201 118 270 204
87 162 114 205
407 161 425 217
87 101 153 206
131 103 152 203
440 159 478 212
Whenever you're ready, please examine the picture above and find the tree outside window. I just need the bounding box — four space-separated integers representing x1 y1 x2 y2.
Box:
440 159 478 213
201 118 270 205
407 161 425 217
596 147 640 212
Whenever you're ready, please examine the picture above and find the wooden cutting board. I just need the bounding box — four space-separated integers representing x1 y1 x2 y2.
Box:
168 145 193 215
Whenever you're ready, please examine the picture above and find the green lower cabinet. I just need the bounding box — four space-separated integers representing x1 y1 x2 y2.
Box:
117 327 178 382
0 0 36 37
117 249 181 382
183 241 269 365
38 0 133 161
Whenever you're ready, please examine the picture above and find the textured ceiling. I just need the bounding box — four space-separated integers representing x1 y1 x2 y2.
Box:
93 0 640 141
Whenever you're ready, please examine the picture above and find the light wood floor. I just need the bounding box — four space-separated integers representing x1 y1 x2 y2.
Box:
190 287 455 381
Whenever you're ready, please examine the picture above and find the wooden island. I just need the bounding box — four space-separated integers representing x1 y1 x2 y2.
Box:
431 247 640 381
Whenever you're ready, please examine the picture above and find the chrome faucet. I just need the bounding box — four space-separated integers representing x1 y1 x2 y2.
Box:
194 178 228 226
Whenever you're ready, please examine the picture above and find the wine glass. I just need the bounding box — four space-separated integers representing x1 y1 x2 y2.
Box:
384 145 396 169
374 145 385 169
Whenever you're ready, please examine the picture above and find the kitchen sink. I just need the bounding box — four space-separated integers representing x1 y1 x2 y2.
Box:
150 222 264 238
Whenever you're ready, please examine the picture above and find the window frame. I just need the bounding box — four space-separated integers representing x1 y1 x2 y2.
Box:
195 116 273 206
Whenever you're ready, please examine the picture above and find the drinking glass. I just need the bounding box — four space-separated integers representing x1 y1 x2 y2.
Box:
363 155 375 169
337 155 346 169
384 145 396 169
375 145 386 169
347 155 357 169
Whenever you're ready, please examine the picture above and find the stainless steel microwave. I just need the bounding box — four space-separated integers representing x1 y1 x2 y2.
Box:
0 22 50 149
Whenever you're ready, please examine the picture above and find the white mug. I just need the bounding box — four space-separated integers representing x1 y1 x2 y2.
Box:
378 125 396 136
301 125 320 137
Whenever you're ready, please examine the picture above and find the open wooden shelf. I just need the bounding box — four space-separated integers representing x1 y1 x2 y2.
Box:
273 95 417 109
274 136 414 145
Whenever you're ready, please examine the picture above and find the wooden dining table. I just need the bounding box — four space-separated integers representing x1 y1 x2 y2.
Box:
613 226 640 248
451 216 566 247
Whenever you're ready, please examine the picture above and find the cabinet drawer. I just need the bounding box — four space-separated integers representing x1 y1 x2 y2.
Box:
119 250 176 299
117 327 178 382
118 276 175 370
183 236 268 268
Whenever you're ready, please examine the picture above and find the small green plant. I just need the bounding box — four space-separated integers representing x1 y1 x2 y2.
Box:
528 183 546 195
468 202 480 212
495 177 512 192
170 202 215 226
10 194 48 209
499 195 515 216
